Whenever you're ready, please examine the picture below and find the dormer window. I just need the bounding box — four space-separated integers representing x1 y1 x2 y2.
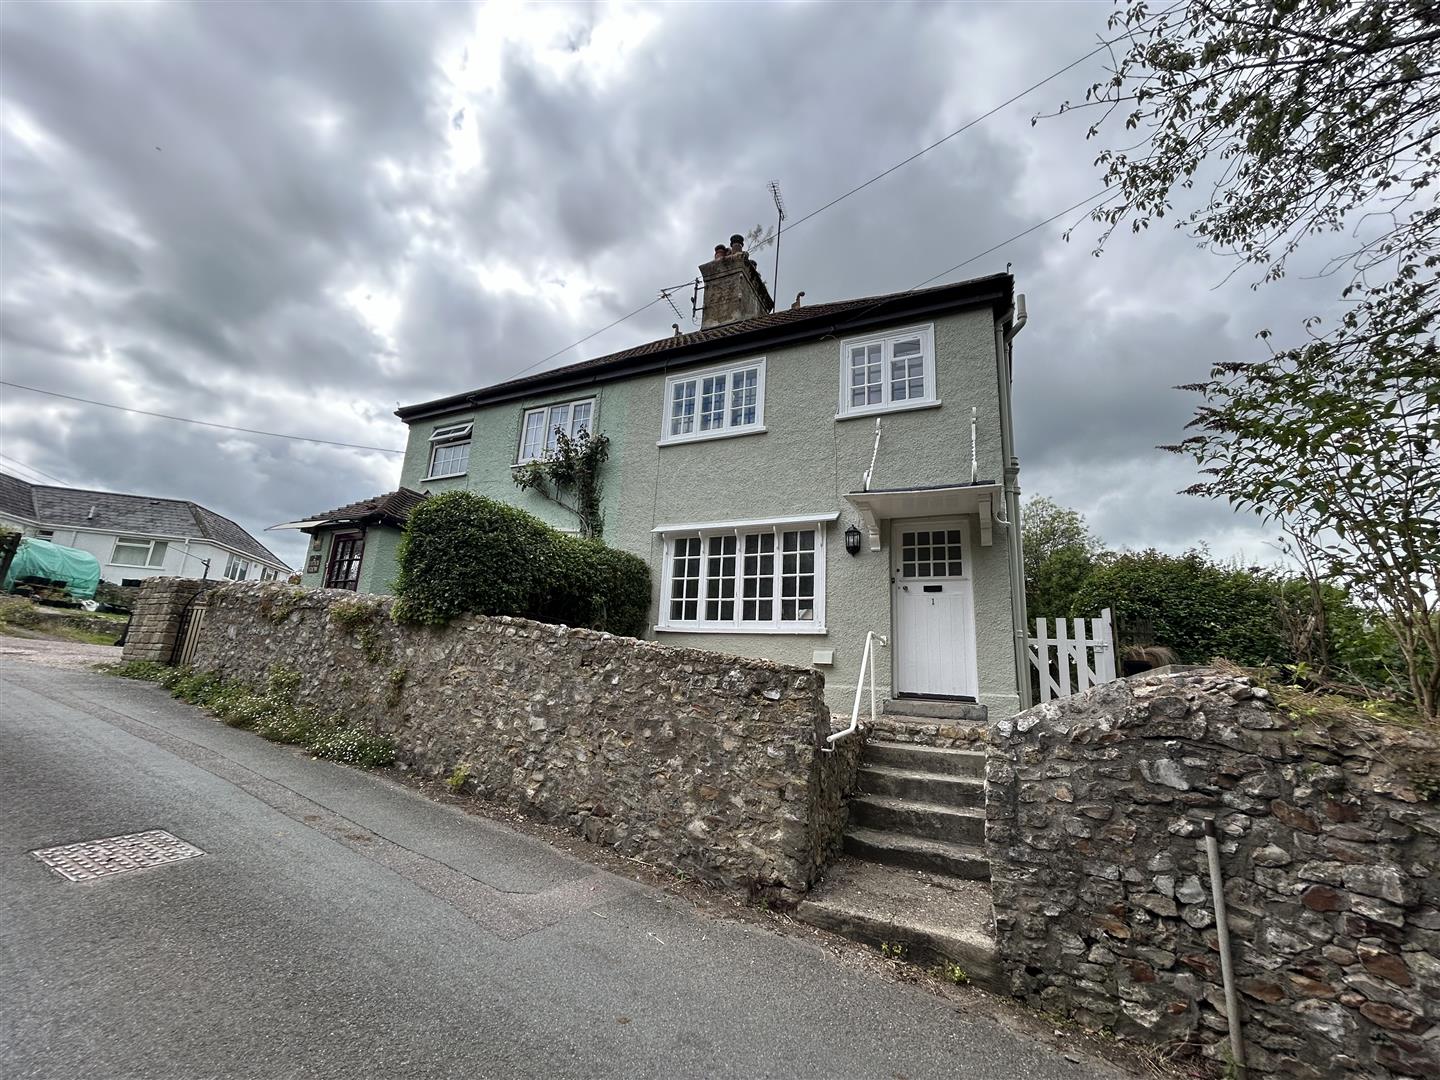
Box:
837 324 937 418
426 421 473 480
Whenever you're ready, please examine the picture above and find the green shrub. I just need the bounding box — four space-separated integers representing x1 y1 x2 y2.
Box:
394 492 557 624
393 491 650 637
536 537 651 639
102 660 394 768
1070 549 1287 666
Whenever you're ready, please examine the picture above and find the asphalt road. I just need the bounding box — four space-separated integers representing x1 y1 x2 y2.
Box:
1 658 1125 1080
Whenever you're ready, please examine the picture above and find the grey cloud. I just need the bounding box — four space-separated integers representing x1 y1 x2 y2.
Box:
0 0 1353 567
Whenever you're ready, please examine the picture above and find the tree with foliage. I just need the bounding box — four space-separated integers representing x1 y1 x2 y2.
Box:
1059 0 1440 718
1072 548 1290 666
1022 496 1102 618
512 428 611 539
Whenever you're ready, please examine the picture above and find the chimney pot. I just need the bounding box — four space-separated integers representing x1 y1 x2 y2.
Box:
697 229 775 329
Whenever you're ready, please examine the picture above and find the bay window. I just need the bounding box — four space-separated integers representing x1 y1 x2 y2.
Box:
655 513 833 633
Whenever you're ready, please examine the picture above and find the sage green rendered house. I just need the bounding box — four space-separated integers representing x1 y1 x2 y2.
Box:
284 238 1032 718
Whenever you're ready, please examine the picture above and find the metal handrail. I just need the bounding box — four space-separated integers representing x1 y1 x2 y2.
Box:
825 630 885 751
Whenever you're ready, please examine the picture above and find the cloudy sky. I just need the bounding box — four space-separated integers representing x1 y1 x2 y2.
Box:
0 0 1340 572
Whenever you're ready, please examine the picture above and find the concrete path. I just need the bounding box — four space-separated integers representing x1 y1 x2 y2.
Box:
1 659 1129 1080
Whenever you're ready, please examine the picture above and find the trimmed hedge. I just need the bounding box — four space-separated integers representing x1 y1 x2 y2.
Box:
1069 548 1288 666
392 491 651 638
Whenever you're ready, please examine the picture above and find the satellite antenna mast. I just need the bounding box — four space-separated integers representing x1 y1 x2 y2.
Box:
768 180 786 311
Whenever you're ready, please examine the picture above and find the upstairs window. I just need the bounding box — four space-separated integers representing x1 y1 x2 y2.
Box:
661 359 766 445
518 398 594 462
837 325 937 417
426 421 473 479
111 536 168 568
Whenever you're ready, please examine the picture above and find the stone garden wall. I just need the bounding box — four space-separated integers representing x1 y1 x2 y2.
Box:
185 582 858 902
986 666 1440 1079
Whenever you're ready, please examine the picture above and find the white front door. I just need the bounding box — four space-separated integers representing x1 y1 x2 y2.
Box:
892 518 978 699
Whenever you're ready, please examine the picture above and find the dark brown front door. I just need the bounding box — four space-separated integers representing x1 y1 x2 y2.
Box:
324 532 365 591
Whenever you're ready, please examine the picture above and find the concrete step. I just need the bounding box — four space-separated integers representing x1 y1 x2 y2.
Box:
861 740 985 778
844 827 990 880
850 794 985 844
884 698 988 723
857 764 984 807
795 857 1000 990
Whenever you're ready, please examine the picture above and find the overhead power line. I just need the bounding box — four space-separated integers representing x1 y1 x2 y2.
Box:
495 17 1152 383
748 45 1127 255
0 382 405 454
0 191 1109 459
0 450 70 486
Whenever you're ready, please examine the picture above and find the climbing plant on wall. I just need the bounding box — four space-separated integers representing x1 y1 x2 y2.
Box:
512 428 611 540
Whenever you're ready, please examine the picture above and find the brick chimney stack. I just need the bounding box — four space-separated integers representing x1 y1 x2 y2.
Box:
698 233 775 329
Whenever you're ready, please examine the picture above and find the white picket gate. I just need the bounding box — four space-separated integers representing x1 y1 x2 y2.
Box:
1028 608 1117 702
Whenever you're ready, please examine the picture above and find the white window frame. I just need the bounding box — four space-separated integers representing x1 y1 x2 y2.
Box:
424 421 474 480
659 358 767 446
224 553 250 581
836 323 938 419
110 536 168 568
516 398 596 464
653 512 836 634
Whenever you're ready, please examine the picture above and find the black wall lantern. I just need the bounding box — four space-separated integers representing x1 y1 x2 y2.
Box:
844 524 863 556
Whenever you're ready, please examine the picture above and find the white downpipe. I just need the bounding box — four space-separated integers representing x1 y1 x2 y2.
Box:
863 418 882 491
1204 818 1247 1077
825 630 885 751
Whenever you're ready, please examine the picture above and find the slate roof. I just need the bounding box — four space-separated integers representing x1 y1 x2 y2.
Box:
0 471 290 569
397 272 1014 421
297 488 427 527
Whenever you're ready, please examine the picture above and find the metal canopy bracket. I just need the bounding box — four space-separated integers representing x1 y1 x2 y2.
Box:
858 502 883 551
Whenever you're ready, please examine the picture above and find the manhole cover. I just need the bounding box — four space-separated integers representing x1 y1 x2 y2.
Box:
31 829 206 882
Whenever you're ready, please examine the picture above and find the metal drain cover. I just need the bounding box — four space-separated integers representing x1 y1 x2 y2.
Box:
31 829 205 882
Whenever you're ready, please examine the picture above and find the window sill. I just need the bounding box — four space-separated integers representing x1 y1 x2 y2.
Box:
657 425 767 448
835 399 941 421
421 472 468 482
654 624 828 636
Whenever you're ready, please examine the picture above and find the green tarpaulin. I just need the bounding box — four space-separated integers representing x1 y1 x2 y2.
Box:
2 538 102 600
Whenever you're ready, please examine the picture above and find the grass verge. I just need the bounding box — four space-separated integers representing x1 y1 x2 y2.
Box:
103 660 395 767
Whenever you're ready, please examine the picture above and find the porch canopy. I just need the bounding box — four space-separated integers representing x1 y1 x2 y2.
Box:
268 488 428 533
843 482 1002 551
